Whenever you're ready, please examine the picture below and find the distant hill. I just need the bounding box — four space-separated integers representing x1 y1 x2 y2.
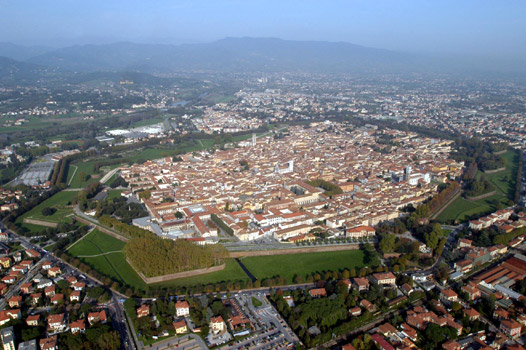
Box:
0 38 524 78
20 37 418 74
0 56 55 85
0 43 53 61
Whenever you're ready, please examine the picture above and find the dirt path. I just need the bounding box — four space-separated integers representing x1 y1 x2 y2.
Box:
67 165 78 186
229 243 360 258
76 251 122 258
22 218 58 228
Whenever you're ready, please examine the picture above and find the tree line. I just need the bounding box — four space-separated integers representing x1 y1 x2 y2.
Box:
124 236 229 277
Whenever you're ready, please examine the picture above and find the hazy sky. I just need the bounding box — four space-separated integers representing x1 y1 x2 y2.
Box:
1 0 525 57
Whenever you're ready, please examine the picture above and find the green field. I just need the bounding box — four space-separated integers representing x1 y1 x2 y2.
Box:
106 190 123 200
68 229 145 288
16 191 80 230
149 259 250 289
476 150 519 198
69 229 126 255
436 149 518 223
67 160 123 188
240 249 365 282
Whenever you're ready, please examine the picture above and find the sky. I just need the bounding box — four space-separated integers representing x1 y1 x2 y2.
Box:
1 0 525 58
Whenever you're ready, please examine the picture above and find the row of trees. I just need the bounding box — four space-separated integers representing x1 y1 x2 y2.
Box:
210 214 234 235
50 150 97 186
98 215 152 238
515 153 523 204
426 182 461 215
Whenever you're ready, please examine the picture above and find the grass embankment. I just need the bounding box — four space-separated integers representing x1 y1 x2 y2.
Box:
16 191 80 232
240 249 365 282
67 160 123 188
68 229 145 288
436 149 519 223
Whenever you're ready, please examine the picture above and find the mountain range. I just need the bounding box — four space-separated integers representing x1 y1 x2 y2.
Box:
0 37 523 81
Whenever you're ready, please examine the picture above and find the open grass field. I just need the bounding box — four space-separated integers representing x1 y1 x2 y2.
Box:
68 229 126 256
68 229 145 288
107 190 123 200
16 191 79 230
67 160 123 188
149 258 250 289
436 149 518 223
240 249 365 283
476 150 519 198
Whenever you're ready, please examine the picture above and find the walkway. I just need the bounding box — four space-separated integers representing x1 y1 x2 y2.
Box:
67 165 78 186
76 250 122 258
100 167 120 184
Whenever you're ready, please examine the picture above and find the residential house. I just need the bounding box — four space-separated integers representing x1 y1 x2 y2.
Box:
352 277 370 292
309 288 327 298
500 319 522 339
70 290 81 302
30 293 41 305
87 310 107 325
44 285 56 297
39 336 58 350
210 316 226 335
372 272 396 286
25 249 40 259
71 320 86 334
20 283 32 294
72 282 85 291
47 267 61 278
47 314 66 333
349 307 362 316
8 295 22 308
137 304 150 318
26 315 40 326
51 294 64 305
464 308 480 321
176 300 190 317
442 340 462 350
440 289 458 303
173 319 188 334
0 257 10 269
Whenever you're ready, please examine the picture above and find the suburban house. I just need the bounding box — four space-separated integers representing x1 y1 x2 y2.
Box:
87 310 107 325
173 319 188 334
352 277 370 291
372 272 396 286
137 304 150 318
71 320 86 334
47 314 66 333
176 300 190 317
309 288 327 298
210 316 226 335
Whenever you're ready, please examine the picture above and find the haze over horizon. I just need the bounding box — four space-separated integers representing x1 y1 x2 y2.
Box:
1 0 525 61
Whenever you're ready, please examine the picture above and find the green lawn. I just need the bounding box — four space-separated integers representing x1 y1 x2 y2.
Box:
476 150 519 198
67 160 124 188
68 229 145 288
149 259 250 289
436 149 519 224
107 190 123 200
240 250 365 282
16 191 80 230
69 229 126 256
